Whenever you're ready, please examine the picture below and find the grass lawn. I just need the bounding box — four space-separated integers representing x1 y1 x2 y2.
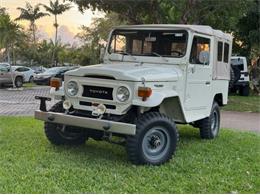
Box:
0 117 259 193
23 83 38 88
222 95 260 113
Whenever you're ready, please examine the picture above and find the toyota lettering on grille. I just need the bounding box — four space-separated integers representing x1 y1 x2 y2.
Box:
89 89 109 95
82 85 113 100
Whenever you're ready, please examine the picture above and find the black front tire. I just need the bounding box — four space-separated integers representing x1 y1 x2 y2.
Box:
15 77 23 88
126 112 178 165
29 76 34 83
44 102 88 145
198 101 220 139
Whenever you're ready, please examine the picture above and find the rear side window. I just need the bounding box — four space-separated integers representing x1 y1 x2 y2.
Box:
224 43 229 63
217 42 223 61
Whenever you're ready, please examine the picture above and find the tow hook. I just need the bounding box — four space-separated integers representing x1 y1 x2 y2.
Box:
35 96 51 112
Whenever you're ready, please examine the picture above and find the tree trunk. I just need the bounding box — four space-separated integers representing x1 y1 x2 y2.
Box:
32 22 36 45
7 47 15 88
31 22 36 66
12 44 16 65
52 15 58 67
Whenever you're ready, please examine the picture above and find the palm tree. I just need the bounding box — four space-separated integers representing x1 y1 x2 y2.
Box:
42 0 71 66
0 14 22 63
15 2 49 45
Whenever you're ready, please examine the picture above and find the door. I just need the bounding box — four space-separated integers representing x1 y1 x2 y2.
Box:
184 35 212 110
0 65 12 83
16 67 30 82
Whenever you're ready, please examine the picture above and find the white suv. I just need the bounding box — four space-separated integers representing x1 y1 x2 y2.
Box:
35 25 233 165
0 63 24 88
230 56 250 96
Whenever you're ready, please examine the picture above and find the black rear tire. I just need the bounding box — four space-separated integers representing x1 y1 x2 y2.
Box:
126 112 178 165
239 85 250 96
44 102 88 145
198 101 220 139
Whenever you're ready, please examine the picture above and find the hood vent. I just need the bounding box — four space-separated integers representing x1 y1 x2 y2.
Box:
84 75 116 80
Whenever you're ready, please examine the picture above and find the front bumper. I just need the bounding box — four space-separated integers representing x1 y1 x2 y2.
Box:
35 110 136 135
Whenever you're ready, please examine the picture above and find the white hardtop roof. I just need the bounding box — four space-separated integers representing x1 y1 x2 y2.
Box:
114 24 233 41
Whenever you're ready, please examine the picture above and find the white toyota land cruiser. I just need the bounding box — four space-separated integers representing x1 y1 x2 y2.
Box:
35 25 233 165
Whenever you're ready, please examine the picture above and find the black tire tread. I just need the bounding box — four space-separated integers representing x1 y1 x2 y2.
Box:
126 112 178 165
198 102 220 139
15 76 23 88
239 85 250 96
44 102 87 145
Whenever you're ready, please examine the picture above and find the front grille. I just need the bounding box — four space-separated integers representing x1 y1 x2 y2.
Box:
82 85 113 100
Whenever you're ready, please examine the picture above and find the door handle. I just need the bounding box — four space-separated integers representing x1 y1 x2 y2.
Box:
205 81 211 85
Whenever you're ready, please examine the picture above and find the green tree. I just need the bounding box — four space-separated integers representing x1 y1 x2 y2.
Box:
0 12 23 64
15 2 49 45
42 0 71 65
76 13 124 65
69 0 249 29
233 0 260 59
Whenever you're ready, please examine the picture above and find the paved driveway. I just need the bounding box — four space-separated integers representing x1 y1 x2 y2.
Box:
0 86 55 116
0 87 259 132
221 111 260 133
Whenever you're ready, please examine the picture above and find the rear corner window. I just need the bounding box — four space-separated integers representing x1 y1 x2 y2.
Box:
224 43 229 63
217 42 223 61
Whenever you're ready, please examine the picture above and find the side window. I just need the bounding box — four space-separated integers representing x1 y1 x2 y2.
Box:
189 36 210 65
16 68 22 72
217 42 223 61
110 34 126 53
224 43 229 63
0 65 9 72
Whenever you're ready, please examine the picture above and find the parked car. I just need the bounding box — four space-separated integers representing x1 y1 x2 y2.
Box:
31 66 47 74
229 56 250 96
0 63 24 88
12 66 35 83
34 66 78 85
35 25 233 165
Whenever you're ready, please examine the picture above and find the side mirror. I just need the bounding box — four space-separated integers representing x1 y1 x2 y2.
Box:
199 51 209 65
100 47 105 62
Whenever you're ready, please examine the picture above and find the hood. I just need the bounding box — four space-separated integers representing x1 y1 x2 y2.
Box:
66 62 181 82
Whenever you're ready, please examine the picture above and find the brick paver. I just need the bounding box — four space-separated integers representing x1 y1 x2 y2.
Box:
0 87 56 116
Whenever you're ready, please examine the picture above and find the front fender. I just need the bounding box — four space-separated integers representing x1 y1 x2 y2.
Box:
132 91 178 107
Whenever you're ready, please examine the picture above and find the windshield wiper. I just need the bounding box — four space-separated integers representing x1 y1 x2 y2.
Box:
152 52 168 62
117 51 137 61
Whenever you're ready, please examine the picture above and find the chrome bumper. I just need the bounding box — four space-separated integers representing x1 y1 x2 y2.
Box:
35 110 136 135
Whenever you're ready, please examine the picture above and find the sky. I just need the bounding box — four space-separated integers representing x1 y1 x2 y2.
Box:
1 0 104 45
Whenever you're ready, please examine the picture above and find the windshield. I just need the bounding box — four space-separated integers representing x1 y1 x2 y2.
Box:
44 67 66 74
108 29 188 58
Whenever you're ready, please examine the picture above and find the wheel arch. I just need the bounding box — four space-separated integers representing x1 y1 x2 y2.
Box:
213 93 224 106
132 91 186 123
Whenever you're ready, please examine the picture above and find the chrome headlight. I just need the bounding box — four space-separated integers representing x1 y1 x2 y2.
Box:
116 86 130 102
67 81 78 96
